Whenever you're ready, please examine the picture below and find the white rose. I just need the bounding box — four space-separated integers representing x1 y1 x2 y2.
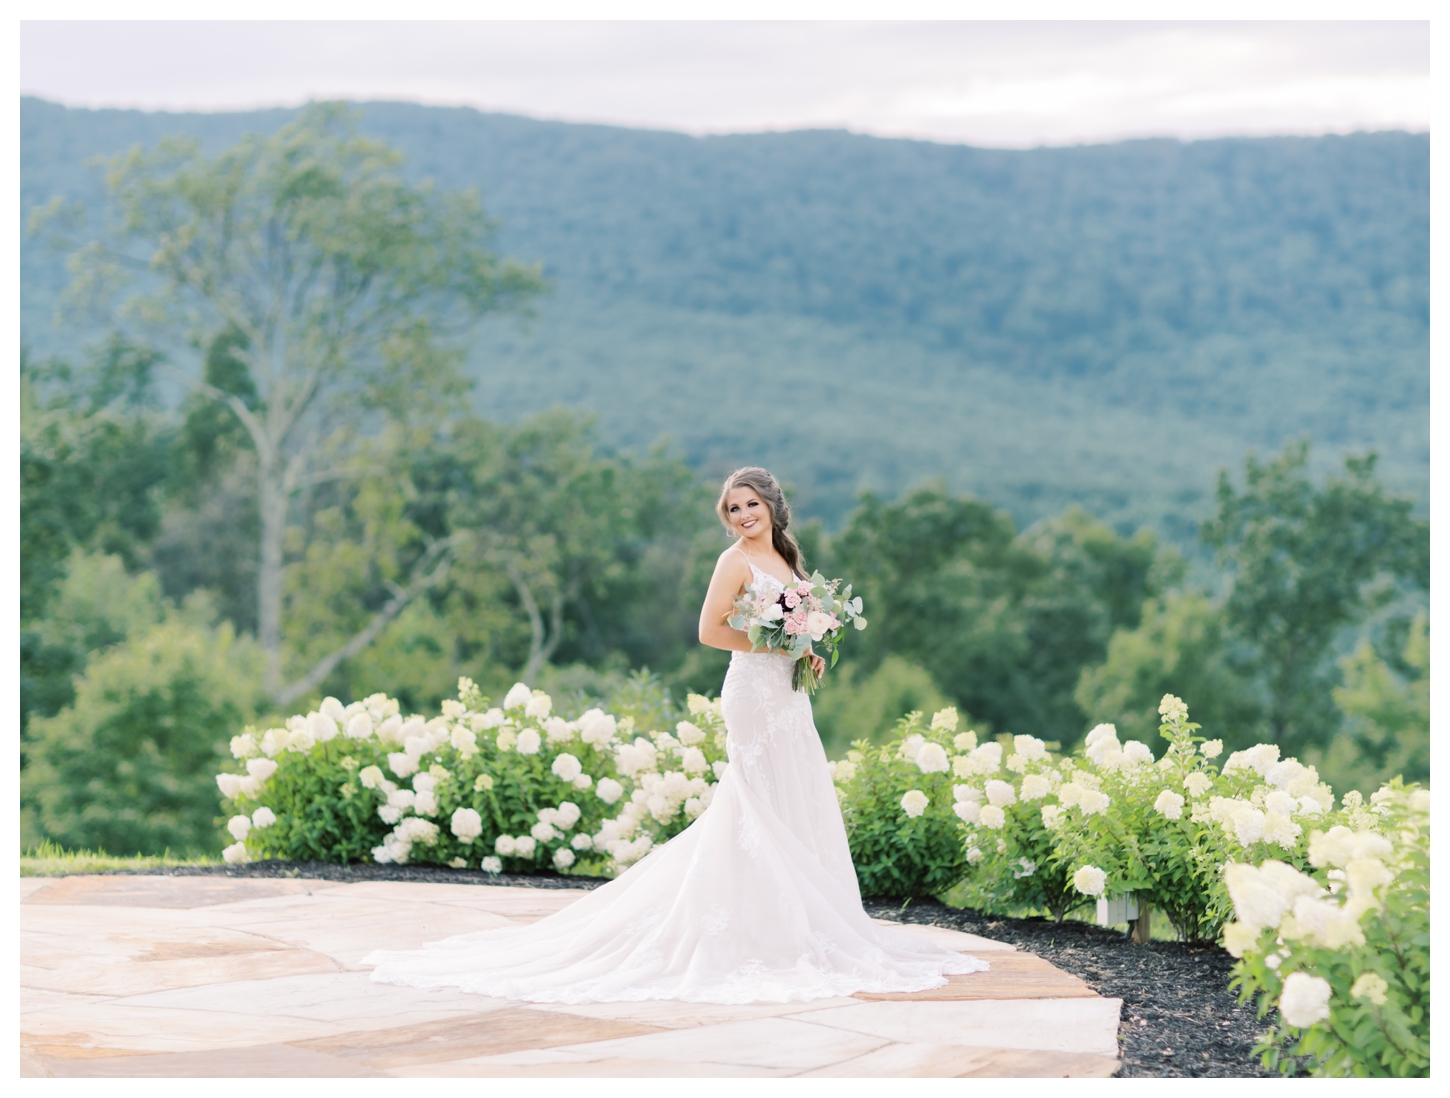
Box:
251 807 277 829
596 777 625 804
221 841 250 864
1279 973 1332 1028
1073 864 1107 896
805 610 833 641
503 683 532 710
915 742 950 774
451 807 483 842
516 729 542 756
900 789 929 817
551 753 583 783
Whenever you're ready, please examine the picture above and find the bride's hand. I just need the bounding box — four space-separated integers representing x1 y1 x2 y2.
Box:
808 651 826 677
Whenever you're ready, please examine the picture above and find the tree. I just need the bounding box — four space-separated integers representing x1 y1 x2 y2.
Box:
37 103 545 704
1202 440 1428 756
21 595 264 855
829 488 1169 742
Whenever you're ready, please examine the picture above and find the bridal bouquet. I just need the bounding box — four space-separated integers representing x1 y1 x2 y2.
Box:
729 571 866 693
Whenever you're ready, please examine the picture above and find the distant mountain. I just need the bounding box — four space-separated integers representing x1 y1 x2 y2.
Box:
20 96 1428 535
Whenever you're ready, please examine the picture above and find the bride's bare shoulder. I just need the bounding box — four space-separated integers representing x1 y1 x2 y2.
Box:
713 544 752 576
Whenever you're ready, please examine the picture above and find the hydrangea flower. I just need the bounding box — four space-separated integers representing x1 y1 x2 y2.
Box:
1158 694 1188 723
230 734 258 759
1153 790 1185 819
1020 774 1051 801
531 821 558 843
930 707 959 732
596 778 624 804
985 780 1016 807
1200 739 1223 759
525 692 553 719
1079 789 1111 816
553 847 576 871
1012 734 1046 762
503 682 532 710
451 807 483 842
216 773 243 799
571 832 593 851
979 805 1006 829
952 731 977 752
251 807 276 828
222 841 249 864
915 742 950 774
833 760 858 784
1351 972 1389 1006
1279 972 1332 1028
386 752 418 779
551 753 583 782
480 856 503 874
1040 804 1063 828
246 758 278 782
953 800 981 824
516 729 542 756
901 789 929 817
1183 771 1213 798
1073 865 1106 896
227 814 251 840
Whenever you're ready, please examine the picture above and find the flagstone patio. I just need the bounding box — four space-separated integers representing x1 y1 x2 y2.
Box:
20 874 1122 1077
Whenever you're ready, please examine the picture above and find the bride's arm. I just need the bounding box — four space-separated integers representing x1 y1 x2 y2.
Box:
698 551 761 653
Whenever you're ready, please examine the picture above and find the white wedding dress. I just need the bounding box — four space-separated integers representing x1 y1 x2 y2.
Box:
363 559 987 1003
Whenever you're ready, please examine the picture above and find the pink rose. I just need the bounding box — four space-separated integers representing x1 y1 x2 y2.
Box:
784 592 799 609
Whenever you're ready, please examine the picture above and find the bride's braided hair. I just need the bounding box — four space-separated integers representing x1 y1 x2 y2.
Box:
716 466 805 578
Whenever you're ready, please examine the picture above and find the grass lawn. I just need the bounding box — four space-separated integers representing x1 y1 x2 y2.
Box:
20 841 218 877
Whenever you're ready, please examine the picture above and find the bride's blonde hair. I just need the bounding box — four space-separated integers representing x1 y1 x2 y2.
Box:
716 466 805 577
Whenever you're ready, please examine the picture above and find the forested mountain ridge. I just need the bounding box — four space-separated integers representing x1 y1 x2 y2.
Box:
20 96 1427 531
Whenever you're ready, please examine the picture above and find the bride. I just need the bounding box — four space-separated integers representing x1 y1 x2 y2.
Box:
364 466 987 1003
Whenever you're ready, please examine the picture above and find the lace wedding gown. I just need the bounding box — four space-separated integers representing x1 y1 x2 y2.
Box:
363 560 987 1003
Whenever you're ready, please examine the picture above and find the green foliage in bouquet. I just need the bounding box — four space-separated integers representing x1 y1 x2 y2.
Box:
1223 782 1429 1077
834 708 970 899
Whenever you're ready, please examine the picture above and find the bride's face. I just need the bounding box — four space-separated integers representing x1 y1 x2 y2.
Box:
725 488 772 543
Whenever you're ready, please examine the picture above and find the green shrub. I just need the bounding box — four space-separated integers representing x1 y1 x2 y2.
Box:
833 707 970 899
23 598 264 855
217 678 729 877
1224 781 1429 1077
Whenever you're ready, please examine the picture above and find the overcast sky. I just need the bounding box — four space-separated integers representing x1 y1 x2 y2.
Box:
18 20 1430 147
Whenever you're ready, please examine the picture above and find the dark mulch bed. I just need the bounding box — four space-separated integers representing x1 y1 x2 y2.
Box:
863 898 1274 1078
87 862 1274 1077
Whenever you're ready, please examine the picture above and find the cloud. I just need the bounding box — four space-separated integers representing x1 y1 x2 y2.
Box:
19 20 1429 147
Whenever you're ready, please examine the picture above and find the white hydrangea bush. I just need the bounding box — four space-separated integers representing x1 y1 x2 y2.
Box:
950 729 1087 921
1224 782 1428 1077
214 678 730 876
587 693 730 873
833 707 976 899
1052 696 1340 940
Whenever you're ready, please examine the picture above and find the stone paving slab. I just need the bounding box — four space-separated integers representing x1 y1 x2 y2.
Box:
20 874 1122 1078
